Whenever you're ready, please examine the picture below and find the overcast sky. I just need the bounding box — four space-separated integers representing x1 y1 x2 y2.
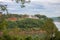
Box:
0 0 60 17
0 0 60 3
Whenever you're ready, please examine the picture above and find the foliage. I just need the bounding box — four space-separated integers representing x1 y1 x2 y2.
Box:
0 5 8 14
0 14 58 40
54 31 60 40
14 0 30 8
0 16 8 31
17 18 44 28
35 14 47 19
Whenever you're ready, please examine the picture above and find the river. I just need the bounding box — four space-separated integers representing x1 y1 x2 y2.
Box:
54 22 60 31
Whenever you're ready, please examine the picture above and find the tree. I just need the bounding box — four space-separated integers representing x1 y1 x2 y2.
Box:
13 0 30 8
0 4 8 15
0 18 8 31
34 14 41 18
0 0 31 15
54 31 60 40
35 14 47 19
42 18 58 40
0 13 8 31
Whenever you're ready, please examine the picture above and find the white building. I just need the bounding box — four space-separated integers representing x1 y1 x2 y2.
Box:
28 15 39 19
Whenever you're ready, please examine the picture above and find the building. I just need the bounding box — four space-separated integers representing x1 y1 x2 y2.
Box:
28 15 39 19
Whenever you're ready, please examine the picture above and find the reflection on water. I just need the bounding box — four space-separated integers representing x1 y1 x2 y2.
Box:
54 22 60 31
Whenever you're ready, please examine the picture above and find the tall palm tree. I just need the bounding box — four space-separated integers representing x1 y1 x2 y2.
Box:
0 4 9 18
0 4 8 15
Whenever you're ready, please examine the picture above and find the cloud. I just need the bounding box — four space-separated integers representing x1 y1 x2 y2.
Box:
31 0 60 3
0 0 60 3
0 0 60 17
7 2 60 17
0 0 13 2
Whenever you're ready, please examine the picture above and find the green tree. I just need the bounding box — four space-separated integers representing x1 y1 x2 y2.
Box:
34 14 41 18
35 14 47 19
0 14 8 31
42 18 58 40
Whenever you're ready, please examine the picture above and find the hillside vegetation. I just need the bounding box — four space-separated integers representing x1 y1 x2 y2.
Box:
0 14 59 40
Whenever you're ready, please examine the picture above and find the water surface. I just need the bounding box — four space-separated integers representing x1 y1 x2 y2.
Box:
54 22 60 31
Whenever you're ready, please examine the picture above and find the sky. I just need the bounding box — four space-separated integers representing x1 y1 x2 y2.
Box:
0 0 60 17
